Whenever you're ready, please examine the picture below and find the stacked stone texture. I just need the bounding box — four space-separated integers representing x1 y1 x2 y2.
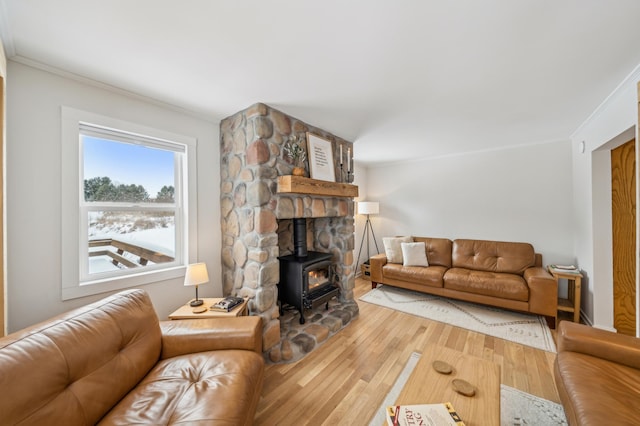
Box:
220 103 356 355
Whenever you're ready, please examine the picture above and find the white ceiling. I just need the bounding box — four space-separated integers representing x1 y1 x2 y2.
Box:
2 0 640 164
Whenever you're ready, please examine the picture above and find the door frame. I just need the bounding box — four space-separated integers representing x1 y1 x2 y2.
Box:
0 45 5 337
611 138 637 335
592 126 637 334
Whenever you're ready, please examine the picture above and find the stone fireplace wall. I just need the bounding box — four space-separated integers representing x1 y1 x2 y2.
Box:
219 103 356 354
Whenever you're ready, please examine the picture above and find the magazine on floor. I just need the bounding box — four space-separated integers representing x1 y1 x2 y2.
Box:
386 402 465 426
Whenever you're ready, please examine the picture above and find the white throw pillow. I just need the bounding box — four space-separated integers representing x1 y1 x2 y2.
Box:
401 242 429 267
383 236 413 264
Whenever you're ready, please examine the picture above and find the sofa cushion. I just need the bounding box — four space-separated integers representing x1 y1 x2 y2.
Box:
383 236 413 263
444 268 529 301
99 349 264 425
0 289 161 425
451 239 535 275
555 351 640 426
412 237 453 268
401 242 429 267
383 263 447 288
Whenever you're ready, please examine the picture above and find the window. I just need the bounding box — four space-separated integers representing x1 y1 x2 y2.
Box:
61 107 198 300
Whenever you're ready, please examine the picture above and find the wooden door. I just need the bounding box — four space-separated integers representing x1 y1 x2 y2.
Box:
611 138 636 336
0 74 4 337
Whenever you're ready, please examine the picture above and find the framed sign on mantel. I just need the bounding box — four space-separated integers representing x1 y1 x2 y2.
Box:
306 133 336 182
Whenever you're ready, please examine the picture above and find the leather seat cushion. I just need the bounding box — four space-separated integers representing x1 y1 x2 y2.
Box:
383 264 446 287
99 350 265 425
444 268 528 301
556 351 640 426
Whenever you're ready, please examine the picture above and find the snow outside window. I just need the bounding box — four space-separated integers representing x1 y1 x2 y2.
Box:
61 107 198 300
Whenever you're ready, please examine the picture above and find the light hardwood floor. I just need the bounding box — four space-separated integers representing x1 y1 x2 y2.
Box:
255 278 560 425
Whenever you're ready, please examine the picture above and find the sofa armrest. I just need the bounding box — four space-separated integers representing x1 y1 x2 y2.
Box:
558 321 640 369
159 316 262 359
523 266 557 317
370 253 387 283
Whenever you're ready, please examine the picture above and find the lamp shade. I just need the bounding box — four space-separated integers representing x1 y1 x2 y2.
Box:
184 263 209 287
358 201 379 215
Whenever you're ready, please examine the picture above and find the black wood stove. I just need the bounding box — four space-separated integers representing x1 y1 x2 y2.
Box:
278 218 340 324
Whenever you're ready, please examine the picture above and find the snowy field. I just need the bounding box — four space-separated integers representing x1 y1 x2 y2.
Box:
88 211 175 273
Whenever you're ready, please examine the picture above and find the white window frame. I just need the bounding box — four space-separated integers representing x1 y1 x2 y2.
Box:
61 107 198 300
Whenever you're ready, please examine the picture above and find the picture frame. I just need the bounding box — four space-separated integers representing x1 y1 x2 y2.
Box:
306 133 336 182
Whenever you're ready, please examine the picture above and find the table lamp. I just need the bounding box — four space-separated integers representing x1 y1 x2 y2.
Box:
184 262 209 307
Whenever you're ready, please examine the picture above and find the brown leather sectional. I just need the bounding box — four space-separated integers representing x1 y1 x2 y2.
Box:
370 237 558 323
555 321 640 425
0 289 264 425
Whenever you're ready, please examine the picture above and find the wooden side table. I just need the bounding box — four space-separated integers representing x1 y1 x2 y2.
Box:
168 298 248 319
548 267 583 323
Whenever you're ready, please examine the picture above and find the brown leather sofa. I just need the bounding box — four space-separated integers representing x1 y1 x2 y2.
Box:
555 321 640 425
0 289 264 425
370 238 557 323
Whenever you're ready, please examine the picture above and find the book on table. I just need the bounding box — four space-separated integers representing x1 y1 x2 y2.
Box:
210 296 244 312
548 264 581 274
386 402 465 426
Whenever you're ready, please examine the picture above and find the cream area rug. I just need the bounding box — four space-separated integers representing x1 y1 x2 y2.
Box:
500 385 567 425
369 352 567 426
360 284 556 352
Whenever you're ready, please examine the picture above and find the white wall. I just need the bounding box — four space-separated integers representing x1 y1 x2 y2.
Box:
6 61 220 332
365 141 575 268
571 64 640 330
0 41 5 77
1 42 6 336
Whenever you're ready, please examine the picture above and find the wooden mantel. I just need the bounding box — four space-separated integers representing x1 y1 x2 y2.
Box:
277 175 358 198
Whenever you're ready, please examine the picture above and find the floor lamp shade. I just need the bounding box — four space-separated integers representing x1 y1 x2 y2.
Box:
358 201 379 216
356 201 380 270
184 263 209 307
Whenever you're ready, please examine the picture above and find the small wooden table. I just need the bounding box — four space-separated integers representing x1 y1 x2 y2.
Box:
394 346 500 426
168 298 248 319
548 267 583 323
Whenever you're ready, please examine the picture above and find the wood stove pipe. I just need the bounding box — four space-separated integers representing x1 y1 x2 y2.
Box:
293 218 307 258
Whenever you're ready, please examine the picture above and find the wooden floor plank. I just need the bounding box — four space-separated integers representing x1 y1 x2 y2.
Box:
254 278 561 425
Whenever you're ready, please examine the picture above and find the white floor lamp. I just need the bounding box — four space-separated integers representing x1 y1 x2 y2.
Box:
356 201 380 267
